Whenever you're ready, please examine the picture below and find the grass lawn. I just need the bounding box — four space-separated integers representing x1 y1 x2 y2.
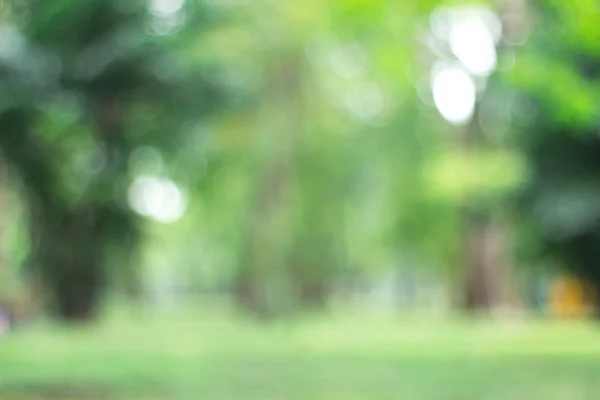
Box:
1 307 600 399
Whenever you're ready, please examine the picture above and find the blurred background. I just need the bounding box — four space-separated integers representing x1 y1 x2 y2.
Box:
1 0 600 398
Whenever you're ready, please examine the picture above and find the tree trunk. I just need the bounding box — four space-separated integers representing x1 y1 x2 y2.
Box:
459 102 520 312
235 51 305 317
290 265 330 308
40 207 105 321
462 211 521 312
234 265 271 319
53 274 101 321
0 156 5 273
463 213 500 310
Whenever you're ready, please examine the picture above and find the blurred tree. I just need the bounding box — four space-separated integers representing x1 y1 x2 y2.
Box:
507 0 600 313
204 0 457 317
0 0 221 320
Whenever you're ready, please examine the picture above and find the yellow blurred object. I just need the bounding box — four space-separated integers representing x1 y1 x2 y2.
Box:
549 275 595 318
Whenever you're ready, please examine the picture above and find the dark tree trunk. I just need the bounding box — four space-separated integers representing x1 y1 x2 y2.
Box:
53 276 101 321
463 213 519 312
463 214 500 310
38 206 105 321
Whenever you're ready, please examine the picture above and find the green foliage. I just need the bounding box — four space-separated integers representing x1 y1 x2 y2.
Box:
0 0 223 319
426 149 527 203
5 0 583 320
507 0 600 295
507 54 600 129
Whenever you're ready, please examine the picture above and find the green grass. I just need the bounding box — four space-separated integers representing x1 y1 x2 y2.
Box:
2 307 600 399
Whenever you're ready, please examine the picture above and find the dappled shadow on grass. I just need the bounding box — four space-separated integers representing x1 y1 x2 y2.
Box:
0 384 110 399
0 384 167 400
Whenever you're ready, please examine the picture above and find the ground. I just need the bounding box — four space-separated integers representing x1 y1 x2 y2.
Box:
1 306 600 399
